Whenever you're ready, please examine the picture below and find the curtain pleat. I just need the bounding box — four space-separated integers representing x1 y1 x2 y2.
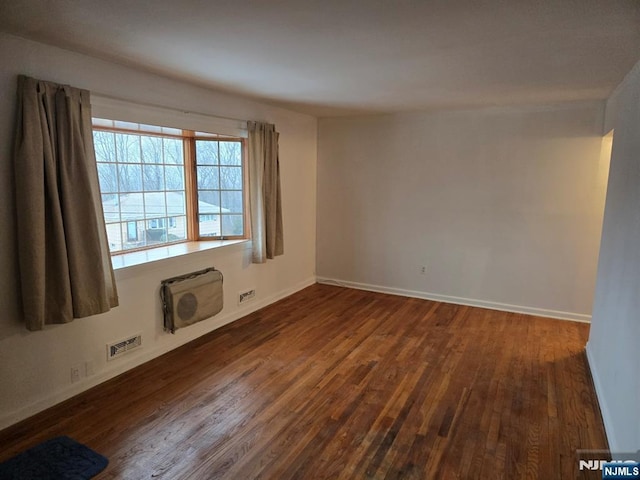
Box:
247 121 284 263
13 75 118 331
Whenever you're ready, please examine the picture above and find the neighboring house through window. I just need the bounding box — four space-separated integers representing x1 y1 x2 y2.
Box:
126 221 138 242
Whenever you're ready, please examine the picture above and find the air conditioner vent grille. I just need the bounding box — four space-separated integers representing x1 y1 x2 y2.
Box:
107 334 142 361
239 288 256 305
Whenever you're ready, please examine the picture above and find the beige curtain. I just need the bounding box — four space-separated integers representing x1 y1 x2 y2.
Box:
247 121 284 263
13 75 118 331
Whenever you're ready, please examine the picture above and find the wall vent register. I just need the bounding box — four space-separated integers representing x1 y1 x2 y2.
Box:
107 334 142 361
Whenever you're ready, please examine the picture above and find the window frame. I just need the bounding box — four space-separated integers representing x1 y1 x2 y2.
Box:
93 121 248 256
186 131 248 243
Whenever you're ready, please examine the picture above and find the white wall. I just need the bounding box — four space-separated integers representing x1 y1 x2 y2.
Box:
587 59 640 453
317 102 609 320
0 33 317 429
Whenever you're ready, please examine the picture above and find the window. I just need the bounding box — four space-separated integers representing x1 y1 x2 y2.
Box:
93 119 246 254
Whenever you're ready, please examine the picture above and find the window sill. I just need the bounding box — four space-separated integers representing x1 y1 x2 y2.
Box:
111 239 250 271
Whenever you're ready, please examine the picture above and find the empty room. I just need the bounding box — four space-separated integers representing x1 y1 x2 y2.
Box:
0 1 638 479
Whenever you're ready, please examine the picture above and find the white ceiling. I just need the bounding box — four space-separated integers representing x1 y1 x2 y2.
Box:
1 0 639 117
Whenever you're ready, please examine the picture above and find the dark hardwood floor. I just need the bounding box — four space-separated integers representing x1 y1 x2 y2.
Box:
0 284 607 479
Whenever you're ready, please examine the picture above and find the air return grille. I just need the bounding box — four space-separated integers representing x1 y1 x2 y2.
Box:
107 334 142 361
238 288 256 305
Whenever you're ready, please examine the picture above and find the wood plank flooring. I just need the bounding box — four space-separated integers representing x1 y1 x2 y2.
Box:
0 284 607 479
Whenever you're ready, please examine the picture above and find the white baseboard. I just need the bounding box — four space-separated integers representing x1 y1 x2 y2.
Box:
585 342 615 452
316 277 591 323
0 276 316 431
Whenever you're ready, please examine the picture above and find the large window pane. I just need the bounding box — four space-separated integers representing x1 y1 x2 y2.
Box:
120 223 131 248
199 214 220 237
196 141 219 165
127 221 138 241
167 192 187 216
220 167 242 190
118 164 143 192
198 191 221 216
120 220 144 251
221 215 244 236
105 222 122 251
221 191 243 214
141 136 163 164
97 163 118 193
219 141 241 165
93 131 115 162
118 193 144 221
168 215 187 242
116 134 141 163
165 166 184 190
143 164 164 191
197 166 220 190
144 192 166 218
145 219 167 244
102 194 120 224
163 138 183 164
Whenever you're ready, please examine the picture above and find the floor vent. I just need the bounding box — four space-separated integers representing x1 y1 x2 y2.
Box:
107 334 142 361
239 288 256 305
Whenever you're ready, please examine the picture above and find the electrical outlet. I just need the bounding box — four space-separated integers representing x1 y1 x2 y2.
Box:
70 365 81 383
420 265 426 275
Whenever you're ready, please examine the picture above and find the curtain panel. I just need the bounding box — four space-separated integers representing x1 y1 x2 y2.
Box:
247 121 284 263
13 75 118 331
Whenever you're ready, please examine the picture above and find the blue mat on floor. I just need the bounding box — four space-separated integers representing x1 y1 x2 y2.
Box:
0 436 108 480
